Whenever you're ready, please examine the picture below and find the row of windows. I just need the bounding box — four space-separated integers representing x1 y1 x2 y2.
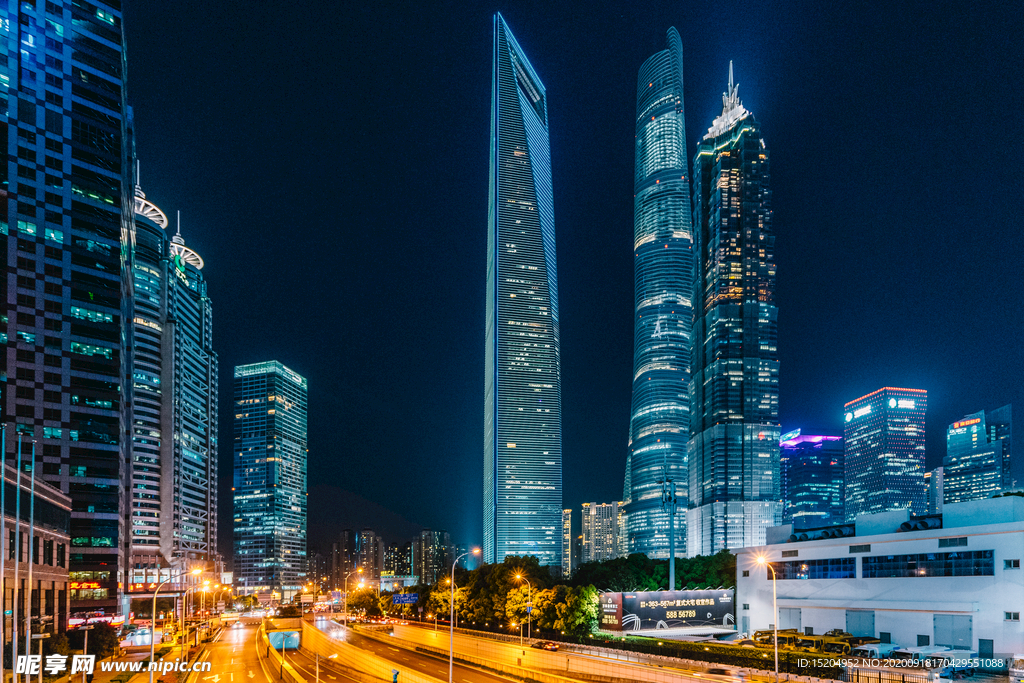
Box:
762 550 1001 579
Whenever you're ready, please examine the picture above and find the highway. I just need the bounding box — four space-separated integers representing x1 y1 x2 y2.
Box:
302 625 519 683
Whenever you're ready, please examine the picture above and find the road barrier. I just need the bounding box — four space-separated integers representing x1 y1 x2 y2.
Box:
299 619 444 683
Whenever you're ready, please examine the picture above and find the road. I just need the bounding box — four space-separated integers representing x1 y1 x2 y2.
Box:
197 619 372 683
306 626 518 683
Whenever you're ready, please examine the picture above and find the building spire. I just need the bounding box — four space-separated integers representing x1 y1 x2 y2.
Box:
704 61 750 140
173 210 183 244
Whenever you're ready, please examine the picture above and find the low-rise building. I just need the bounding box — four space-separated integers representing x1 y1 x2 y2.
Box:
1 461 72 639
736 497 1024 661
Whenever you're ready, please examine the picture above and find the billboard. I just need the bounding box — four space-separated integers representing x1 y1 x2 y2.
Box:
600 589 734 631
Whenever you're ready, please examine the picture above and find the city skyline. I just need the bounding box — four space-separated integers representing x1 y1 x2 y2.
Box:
122 3 1024 548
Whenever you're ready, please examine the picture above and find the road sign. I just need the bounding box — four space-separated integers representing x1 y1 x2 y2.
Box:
526 605 532 614
392 593 418 605
300 594 314 605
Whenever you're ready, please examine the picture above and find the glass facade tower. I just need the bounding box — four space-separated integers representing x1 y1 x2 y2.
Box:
1 0 133 615
233 361 307 599
128 186 218 596
943 405 1011 504
624 27 692 560
779 430 844 530
687 66 781 557
843 387 927 519
483 15 562 566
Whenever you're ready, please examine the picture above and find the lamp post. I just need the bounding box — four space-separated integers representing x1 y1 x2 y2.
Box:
449 548 479 683
79 625 93 683
514 574 532 642
343 568 362 629
150 568 203 683
756 556 779 683
31 633 49 683
315 651 337 683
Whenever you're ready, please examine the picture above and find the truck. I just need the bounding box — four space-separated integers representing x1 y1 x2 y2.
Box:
1010 654 1024 683
850 642 899 658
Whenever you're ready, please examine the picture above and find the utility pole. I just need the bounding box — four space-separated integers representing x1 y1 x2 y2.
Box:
658 456 678 591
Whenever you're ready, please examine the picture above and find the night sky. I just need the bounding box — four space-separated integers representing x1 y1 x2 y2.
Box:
123 2 1024 558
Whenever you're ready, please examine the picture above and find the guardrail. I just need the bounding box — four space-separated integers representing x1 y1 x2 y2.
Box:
301 619 444 683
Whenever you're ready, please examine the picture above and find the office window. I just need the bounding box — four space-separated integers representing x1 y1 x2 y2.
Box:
774 558 856 580
862 550 994 578
879 632 891 644
742 570 749 577
781 550 798 558
1006 612 1021 622
917 635 930 646
742 604 749 610
1005 559 1020 569
849 544 871 553
938 537 967 548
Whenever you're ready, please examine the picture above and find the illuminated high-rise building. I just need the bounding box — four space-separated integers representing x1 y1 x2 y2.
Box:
581 502 622 564
128 186 218 602
233 361 307 599
561 509 572 578
687 65 781 556
483 14 562 566
843 387 927 520
623 27 692 560
943 405 1011 504
1 0 133 616
779 430 844 530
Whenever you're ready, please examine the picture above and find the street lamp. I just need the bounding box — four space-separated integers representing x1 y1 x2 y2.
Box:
449 548 480 683
756 555 779 683
514 574 532 642
79 625 94 683
343 567 362 629
31 633 49 683
150 568 203 683
315 652 337 683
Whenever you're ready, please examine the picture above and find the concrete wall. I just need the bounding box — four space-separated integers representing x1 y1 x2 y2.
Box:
298 621 444 683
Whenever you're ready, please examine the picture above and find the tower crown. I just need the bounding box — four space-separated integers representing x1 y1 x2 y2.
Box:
704 61 750 139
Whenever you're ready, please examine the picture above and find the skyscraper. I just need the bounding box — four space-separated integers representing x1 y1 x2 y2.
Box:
581 502 622 564
687 65 781 557
233 361 307 599
624 27 693 560
943 405 1012 504
483 14 562 566
779 430 844 530
417 529 451 585
843 387 927 520
2 1 133 616
127 187 219 604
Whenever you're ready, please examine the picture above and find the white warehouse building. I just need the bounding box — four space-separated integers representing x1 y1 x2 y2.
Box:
735 497 1024 661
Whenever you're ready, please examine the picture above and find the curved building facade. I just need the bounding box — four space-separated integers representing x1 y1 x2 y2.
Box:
484 14 562 566
129 187 218 592
624 28 693 560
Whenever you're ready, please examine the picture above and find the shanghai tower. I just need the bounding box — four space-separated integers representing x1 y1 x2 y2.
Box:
687 65 781 557
483 14 562 566
623 28 693 561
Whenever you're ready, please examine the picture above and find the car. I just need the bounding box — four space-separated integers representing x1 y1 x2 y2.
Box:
530 641 559 651
701 668 748 683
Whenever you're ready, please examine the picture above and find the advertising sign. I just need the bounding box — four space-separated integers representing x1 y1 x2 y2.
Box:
599 589 734 631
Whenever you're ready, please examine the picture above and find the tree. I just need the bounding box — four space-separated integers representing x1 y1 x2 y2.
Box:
89 623 120 659
347 589 381 616
556 586 599 638
277 605 301 617
46 633 70 657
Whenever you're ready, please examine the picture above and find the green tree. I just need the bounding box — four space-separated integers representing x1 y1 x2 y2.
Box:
533 586 566 631
90 623 120 659
348 589 381 616
556 585 599 638
45 633 70 657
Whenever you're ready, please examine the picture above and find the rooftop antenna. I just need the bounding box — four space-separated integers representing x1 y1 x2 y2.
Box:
174 210 183 244
728 60 734 93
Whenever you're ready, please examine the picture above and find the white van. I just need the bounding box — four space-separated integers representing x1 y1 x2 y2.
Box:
851 643 899 658
891 646 952 667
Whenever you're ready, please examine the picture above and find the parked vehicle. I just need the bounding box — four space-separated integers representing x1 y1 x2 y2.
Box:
753 629 801 649
891 646 952 667
1009 654 1024 683
851 642 899 658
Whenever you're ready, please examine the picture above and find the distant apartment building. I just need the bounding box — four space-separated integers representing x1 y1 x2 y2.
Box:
357 529 382 580
844 387 927 520
418 529 451 585
925 467 944 515
943 406 1012 504
779 430 844 530
581 502 621 564
561 509 572 578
